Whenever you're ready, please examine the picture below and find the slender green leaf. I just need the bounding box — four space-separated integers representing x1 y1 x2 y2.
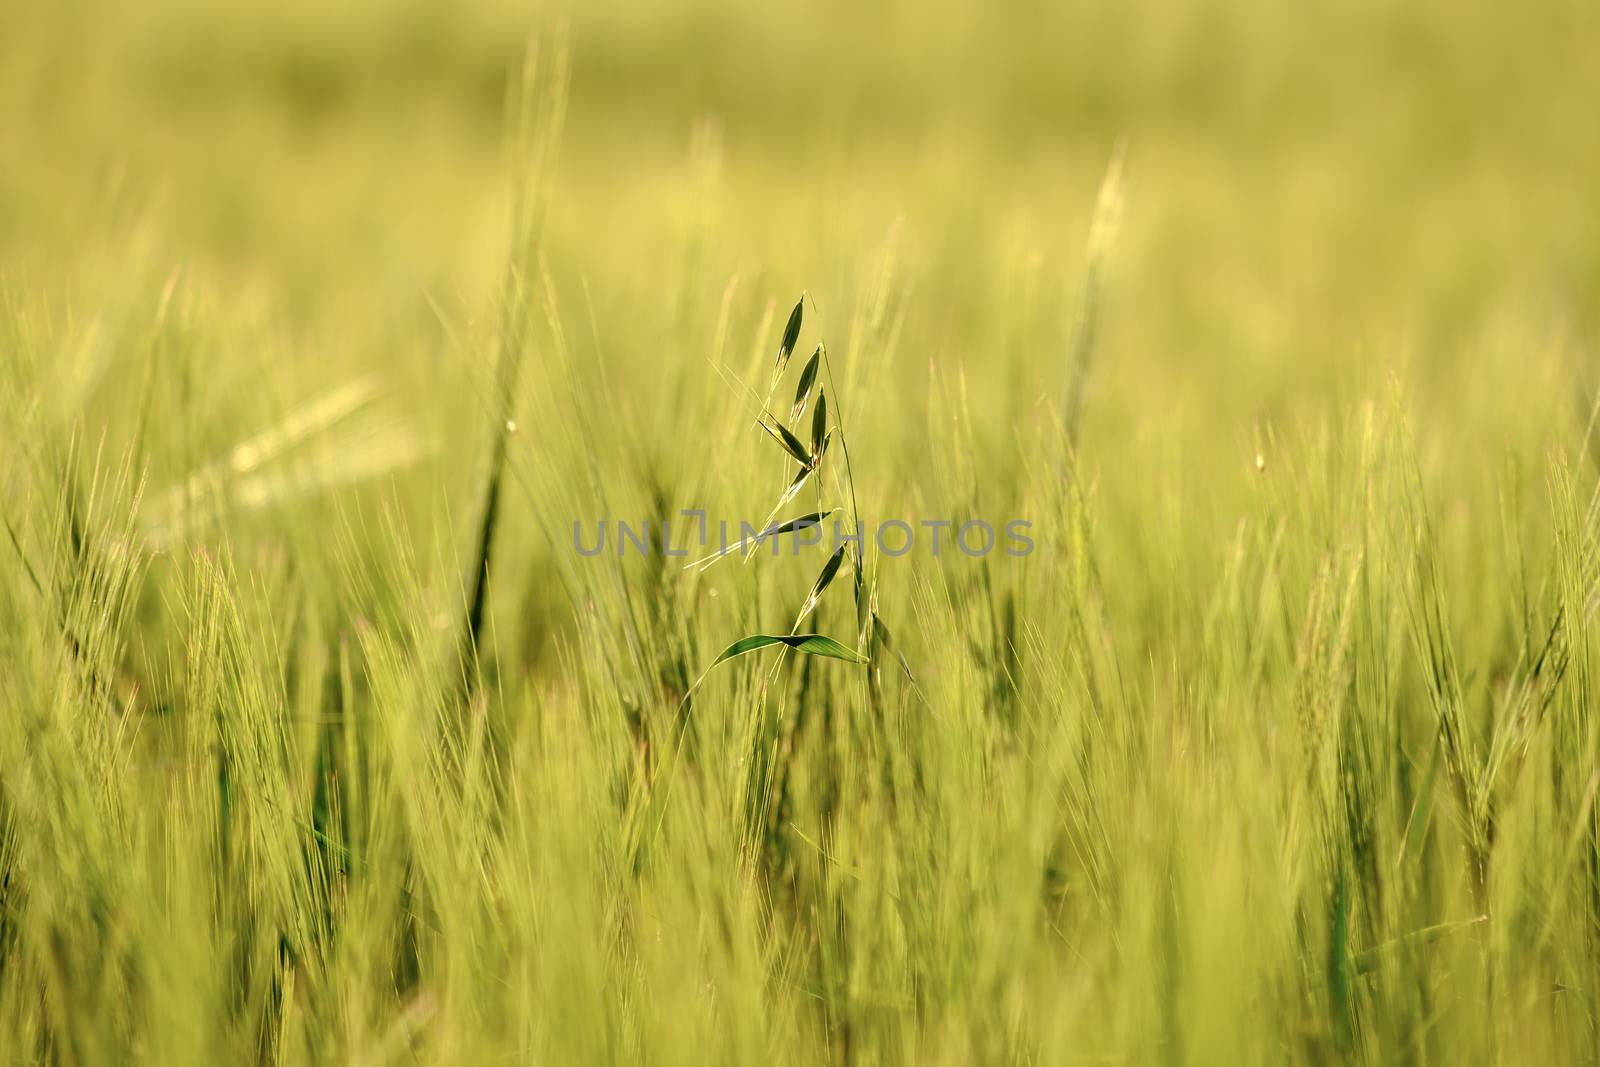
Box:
710 632 867 668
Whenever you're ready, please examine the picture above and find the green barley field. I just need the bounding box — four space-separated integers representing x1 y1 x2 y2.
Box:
4 1 1600 1062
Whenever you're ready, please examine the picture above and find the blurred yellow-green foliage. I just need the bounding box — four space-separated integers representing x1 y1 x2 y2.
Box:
7 0 1599 548
6 1 1600 1061
7 0 1599 629
8 0 1597 364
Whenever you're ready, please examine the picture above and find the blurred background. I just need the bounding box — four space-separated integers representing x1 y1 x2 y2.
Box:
7 0 1599 378
6 7 1600 1057
3 0 1599 615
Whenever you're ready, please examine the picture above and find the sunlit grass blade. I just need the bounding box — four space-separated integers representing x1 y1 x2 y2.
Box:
1350 916 1489 977
146 376 382 514
1062 143 1125 450
141 379 432 547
